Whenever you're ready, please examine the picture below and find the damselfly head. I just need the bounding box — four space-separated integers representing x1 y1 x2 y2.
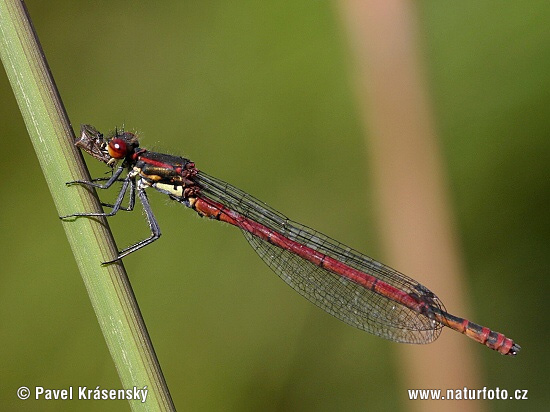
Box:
76 124 140 165
108 136 134 159
107 128 140 160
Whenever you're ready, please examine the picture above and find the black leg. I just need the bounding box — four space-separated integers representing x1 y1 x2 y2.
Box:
103 187 161 264
100 180 136 212
66 166 125 189
60 174 134 219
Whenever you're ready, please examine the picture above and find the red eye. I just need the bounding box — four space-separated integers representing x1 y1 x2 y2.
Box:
108 138 129 159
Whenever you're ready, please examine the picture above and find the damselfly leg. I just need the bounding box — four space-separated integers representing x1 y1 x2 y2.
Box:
110 186 161 263
60 171 161 264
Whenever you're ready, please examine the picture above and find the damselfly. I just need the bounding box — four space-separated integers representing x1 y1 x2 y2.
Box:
61 125 520 356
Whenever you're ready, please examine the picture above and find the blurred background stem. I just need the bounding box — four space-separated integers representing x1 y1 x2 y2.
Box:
338 1 479 411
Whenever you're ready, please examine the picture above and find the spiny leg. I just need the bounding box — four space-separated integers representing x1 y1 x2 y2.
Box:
100 179 136 212
60 174 135 219
103 187 161 264
66 166 125 189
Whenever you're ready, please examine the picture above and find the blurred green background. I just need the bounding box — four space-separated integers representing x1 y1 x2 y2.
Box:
0 1 548 411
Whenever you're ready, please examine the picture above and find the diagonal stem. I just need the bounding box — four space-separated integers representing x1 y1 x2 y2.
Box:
0 1 175 410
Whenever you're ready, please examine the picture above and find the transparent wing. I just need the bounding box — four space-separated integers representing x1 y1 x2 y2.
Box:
196 172 444 344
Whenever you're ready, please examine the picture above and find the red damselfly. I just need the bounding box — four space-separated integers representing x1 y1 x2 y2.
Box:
61 125 520 356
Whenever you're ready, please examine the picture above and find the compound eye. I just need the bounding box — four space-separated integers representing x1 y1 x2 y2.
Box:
107 138 129 159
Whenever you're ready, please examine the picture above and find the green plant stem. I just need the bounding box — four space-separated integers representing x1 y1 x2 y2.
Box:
0 1 174 410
